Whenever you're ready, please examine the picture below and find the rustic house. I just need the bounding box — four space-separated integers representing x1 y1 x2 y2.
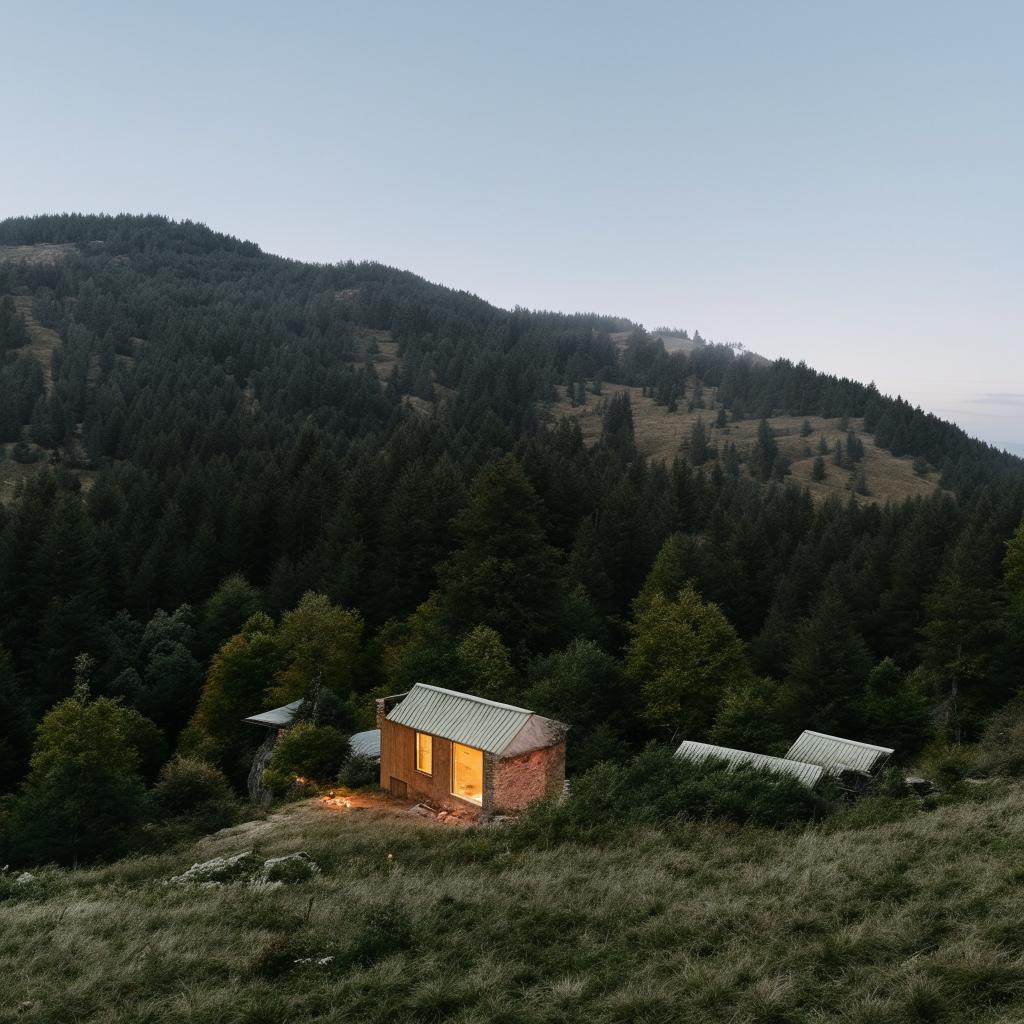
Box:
377 684 568 815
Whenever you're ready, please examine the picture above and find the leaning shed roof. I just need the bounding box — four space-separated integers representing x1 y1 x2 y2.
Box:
785 731 894 776
674 740 825 789
386 684 565 756
243 699 303 728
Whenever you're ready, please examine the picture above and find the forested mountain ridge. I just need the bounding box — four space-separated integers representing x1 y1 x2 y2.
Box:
1 214 1023 844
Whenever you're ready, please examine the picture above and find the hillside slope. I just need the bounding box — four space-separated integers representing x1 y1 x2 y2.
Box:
0 213 1022 787
5 786 1024 1024
542 383 945 505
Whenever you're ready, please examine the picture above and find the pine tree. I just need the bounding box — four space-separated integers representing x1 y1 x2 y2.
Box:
784 589 873 735
201 574 263 655
600 393 636 461
689 416 710 466
752 419 778 482
437 455 565 659
0 646 32 791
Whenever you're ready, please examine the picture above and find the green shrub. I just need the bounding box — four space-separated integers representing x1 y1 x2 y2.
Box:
919 741 974 789
154 756 235 815
514 744 829 845
974 702 1024 777
150 756 239 841
264 722 350 793
338 753 378 789
11 441 40 465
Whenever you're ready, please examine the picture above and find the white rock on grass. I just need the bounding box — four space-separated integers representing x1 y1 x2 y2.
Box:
168 850 320 886
262 852 320 883
168 851 261 885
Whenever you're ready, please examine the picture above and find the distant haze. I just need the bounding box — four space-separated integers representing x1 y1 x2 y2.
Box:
1 1 1020 451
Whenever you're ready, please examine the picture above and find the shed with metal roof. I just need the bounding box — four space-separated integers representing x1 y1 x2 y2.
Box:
349 728 381 760
674 740 826 789
243 699 304 729
377 684 568 815
785 731 893 777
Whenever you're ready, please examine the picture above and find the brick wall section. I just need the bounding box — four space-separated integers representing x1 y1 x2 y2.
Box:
489 741 567 813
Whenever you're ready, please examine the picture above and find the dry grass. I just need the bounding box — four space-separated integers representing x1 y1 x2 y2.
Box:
0 443 47 504
540 383 944 505
351 327 400 383
0 243 76 265
4 784 1024 1023
12 296 59 395
0 445 99 504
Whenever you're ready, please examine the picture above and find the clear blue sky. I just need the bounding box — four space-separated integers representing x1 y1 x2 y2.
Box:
2 1 1021 452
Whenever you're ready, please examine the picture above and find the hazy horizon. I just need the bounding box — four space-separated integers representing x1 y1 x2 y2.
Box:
2 1 1021 453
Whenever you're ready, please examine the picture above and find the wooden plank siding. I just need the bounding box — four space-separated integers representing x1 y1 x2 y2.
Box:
379 718 472 812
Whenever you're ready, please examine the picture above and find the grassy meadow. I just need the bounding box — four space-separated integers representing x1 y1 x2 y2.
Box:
5 784 1024 1024
541 381 943 506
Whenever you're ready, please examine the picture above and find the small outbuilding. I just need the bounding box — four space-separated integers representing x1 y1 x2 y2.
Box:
785 730 893 777
348 727 382 761
243 700 381 763
242 699 382 802
377 684 568 815
674 730 896 794
785 730 893 792
674 740 826 789
243 699 305 730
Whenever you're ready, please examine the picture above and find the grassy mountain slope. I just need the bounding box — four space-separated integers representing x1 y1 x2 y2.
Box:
0 234 990 508
543 383 944 505
5 785 1023 1024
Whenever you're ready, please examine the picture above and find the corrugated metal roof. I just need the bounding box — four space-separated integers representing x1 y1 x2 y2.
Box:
785 730 893 775
674 740 825 789
386 684 535 755
349 728 381 759
243 699 304 728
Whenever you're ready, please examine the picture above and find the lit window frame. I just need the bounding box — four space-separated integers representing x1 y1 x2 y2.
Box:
415 731 433 775
451 741 484 806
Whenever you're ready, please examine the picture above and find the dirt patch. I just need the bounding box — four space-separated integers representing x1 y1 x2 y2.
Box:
195 791 467 855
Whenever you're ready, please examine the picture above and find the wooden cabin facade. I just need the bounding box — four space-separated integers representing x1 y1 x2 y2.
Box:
377 684 567 816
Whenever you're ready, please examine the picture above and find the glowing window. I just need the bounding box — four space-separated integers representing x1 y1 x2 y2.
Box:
451 743 484 805
415 732 432 775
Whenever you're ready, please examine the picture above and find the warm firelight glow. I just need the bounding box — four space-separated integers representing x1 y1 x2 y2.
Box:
320 793 352 809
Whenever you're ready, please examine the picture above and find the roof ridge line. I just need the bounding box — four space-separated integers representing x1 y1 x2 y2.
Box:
800 730 894 752
413 682 533 716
